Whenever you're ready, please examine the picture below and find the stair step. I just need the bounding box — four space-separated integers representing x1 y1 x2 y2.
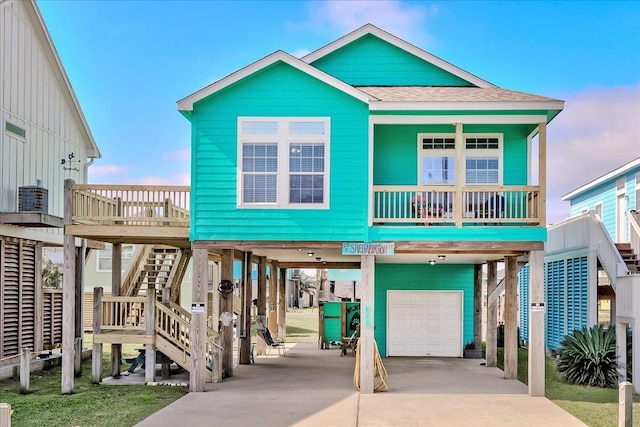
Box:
616 243 632 250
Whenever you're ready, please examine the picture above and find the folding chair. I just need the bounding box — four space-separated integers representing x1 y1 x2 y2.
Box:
258 328 286 356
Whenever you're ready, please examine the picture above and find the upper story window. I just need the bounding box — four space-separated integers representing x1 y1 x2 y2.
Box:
418 134 502 186
97 244 134 272
238 118 330 208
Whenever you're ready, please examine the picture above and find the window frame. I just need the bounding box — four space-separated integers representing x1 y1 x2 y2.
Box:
96 244 134 273
237 117 330 209
416 133 503 186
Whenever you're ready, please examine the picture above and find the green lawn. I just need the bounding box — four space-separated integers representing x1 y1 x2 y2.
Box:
497 347 640 427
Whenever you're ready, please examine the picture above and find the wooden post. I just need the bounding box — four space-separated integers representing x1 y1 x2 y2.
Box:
619 381 633 427
538 122 547 227
92 287 103 384
62 179 75 394
256 256 267 356
473 264 482 351
145 285 156 383
74 242 85 376
34 242 43 353
278 268 287 340
220 249 234 378
239 251 253 365
617 322 628 383
110 243 122 378
190 247 208 391
0 403 11 427
268 261 278 338
20 348 30 393
504 256 518 380
528 250 545 396
359 255 375 393
485 261 498 367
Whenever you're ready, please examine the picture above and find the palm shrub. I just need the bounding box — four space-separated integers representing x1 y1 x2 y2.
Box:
555 324 618 388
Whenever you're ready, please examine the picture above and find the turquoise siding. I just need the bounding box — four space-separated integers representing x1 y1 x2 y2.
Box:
310 35 473 87
544 256 588 350
569 167 639 242
190 62 369 242
374 264 474 357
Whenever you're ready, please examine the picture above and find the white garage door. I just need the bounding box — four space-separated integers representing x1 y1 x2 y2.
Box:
387 290 462 357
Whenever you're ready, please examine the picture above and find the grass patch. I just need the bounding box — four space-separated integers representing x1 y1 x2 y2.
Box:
496 347 640 427
285 308 319 343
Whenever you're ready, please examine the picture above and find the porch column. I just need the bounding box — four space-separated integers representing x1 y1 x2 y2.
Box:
110 243 122 379
278 268 287 339
538 122 547 227
256 256 267 355
190 247 208 391
62 179 76 394
473 264 482 350
633 317 640 393
74 242 85 376
220 249 234 378
239 251 253 365
268 261 278 338
504 256 518 379
485 261 498 367
359 254 375 393
616 321 628 383
528 250 545 396
454 123 464 227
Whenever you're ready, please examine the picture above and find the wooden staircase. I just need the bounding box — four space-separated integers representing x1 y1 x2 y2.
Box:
616 243 639 274
121 245 191 298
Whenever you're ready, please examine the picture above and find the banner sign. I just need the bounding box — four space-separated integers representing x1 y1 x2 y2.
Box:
342 242 395 256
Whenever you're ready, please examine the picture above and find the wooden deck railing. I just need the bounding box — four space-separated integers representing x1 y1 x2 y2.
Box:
72 184 190 226
373 185 541 227
100 296 147 330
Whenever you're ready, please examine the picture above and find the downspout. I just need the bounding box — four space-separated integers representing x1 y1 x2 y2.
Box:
84 157 95 183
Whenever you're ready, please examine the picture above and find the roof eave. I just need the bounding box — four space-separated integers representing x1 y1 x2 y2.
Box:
369 100 565 113
562 157 640 201
302 23 496 89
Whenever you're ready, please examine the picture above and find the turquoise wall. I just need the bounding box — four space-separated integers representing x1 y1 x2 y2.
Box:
310 35 473 87
374 263 475 357
190 62 369 242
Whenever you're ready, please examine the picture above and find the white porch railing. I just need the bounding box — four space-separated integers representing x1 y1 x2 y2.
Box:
372 185 541 226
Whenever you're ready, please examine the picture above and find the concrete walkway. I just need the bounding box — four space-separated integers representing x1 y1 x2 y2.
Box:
136 343 586 427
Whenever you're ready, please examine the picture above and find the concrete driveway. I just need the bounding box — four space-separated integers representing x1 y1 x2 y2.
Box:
135 343 586 427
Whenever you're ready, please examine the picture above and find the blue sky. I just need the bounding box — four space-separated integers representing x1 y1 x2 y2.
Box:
38 0 640 223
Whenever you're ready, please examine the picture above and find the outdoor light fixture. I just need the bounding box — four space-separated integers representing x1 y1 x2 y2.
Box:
307 251 314 257
428 259 436 265
438 255 446 261
316 257 322 262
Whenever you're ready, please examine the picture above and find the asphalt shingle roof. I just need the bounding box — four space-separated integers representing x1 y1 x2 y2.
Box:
357 86 561 103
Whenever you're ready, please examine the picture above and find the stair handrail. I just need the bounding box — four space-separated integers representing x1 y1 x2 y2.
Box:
630 210 640 256
589 211 629 281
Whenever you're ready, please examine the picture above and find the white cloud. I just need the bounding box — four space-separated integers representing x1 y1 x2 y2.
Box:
88 164 130 183
133 173 190 186
304 0 436 46
162 148 191 161
546 84 640 224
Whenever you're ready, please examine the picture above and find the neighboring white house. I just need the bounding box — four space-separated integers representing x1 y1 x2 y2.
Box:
0 0 100 358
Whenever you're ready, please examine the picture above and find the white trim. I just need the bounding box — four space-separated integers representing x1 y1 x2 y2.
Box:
563 158 640 201
4 119 27 141
236 117 330 209
369 115 549 125
594 202 603 221
369 101 564 111
302 24 495 89
368 119 374 227
177 51 372 111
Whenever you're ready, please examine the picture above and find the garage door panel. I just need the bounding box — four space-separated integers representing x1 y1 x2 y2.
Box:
388 291 462 357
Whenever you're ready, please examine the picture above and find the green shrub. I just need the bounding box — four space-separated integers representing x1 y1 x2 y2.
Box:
556 324 617 388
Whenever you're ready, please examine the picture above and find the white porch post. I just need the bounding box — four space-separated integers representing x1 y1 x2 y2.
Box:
359 254 375 394
616 321 628 383
190 247 208 392
528 250 545 396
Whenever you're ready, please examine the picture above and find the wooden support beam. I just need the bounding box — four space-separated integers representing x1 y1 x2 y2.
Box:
20 348 30 393
239 251 253 365
485 261 498 367
268 261 278 338
190 247 208 391
277 262 361 269
34 242 43 353
0 403 11 427
528 250 545 396
110 243 122 379
504 256 518 380
92 287 103 384
473 264 482 350
74 243 85 376
538 122 547 227
220 249 234 378
256 256 267 356
145 285 156 384
278 268 287 340
359 255 375 394
62 179 75 394
395 241 543 253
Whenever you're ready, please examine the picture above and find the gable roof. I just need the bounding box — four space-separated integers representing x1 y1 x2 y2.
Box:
562 157 640 201
177 50 373 112
24 1 100 158
302 24 496 89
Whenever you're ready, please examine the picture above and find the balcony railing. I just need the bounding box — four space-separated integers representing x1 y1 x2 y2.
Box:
71 184 190 227
373 185 541 227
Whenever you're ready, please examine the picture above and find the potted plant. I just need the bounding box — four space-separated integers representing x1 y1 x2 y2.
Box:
464 341 482 359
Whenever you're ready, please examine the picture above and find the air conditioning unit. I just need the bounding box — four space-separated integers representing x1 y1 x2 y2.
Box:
18 186 48 213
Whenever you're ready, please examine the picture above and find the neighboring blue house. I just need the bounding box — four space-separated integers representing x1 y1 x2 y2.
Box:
521 157 640 392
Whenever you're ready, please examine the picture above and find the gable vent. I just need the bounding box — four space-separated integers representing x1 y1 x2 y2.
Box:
5 121 26 139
